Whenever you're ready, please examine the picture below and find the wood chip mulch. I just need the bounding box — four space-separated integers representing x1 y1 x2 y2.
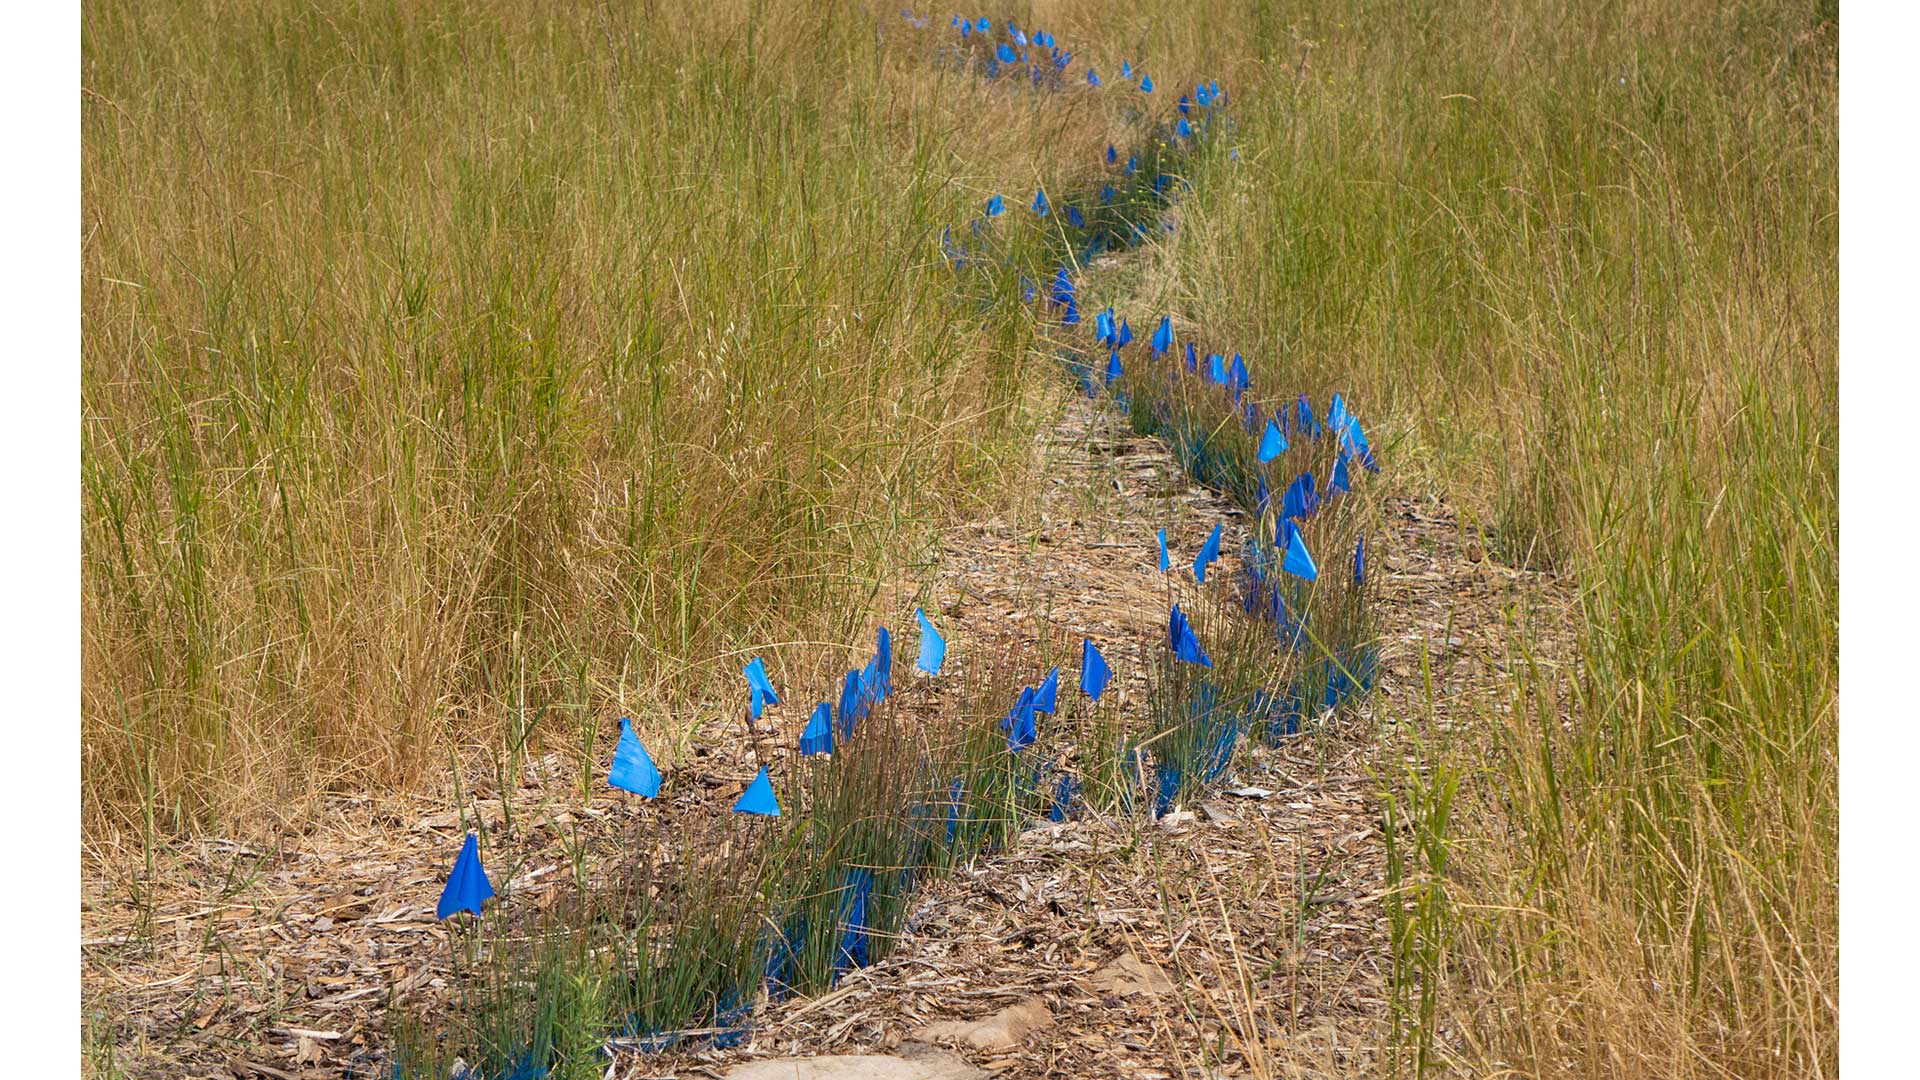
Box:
81 387 1572 1079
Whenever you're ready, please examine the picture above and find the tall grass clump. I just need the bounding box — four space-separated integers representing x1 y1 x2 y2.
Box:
1151 0 1836 1073
79 0 1091 836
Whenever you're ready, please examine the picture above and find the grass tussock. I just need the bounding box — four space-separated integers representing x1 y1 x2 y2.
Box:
1150 0 1836 1074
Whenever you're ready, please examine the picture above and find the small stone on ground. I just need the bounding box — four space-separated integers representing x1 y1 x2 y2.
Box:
914 999 1054 1052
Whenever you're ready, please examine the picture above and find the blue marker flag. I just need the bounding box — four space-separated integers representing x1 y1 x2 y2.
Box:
1141 74 1154 92
1157 527 1171 572
1031 188 1050 216
1184 341 1198 373
837 668 863 738
915 607 946 673
734 766 781 816
995 42 1015 64
1177 117 1193 139
1169 604 1213 667
1330 452 1352 494
1067 206 1086 228
1005 688 1038 752
976 17 989 32
1354 534 1367 586
1106 144 1118 165
1105 351 1123 385
800 702 833 756
1327 392 1350 439
1095 307 1115 345
1282 528 1319 581
437 832 495 920
1227 354 1249 398
1126 154 1138 176
1283 471 1316 522
609 718 662 797
1116 319 1134 348
1179 94 1191 116
876 625 892 698
1258 418 1288 463
1193 522 1223 584
1151 315 1173 356
743 656 780 718
1297 393 1322 439
1050 266 1074 307
1207 353 1227 385
1080 638 1112 700
1087 68 1102 86
1101 183 1116 205
1035 666 1060 714
986 194 1004 218
1121 60 1133 79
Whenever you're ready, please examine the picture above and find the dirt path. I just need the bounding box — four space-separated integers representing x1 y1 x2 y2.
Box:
81 374 1565 1078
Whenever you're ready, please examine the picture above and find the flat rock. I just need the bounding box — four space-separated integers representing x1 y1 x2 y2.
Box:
915 999 1054 1052
1091 953 1176 996
722 1051 985 1080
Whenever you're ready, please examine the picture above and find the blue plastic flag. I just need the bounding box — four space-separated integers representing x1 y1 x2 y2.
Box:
1179 94 1191 116
1193 522 1223 584
609 718 662 797
1105 351 1123 385
1283 471 1316 522
1101 182 1115 205
1012 27 1027 46
915 607 946 674
959 21 969 39
1126 154 1138 176
1296 393 1322 439
1035 666 1060 714
1227 354 1249 398
976 17 989 32
1079 638 1112 700
1067 206 1086 228
1211 79 1222 98
1112 319 1131 348
837 668 863 738
1157 527 1170 572
1197 83 1212 107
734 766 781 816
1087 68 1102 86
1330 452 1351 494
1106 144 1118 165
995 42 1015 64
1062 297 1080 325
1006 703 1037 752
1169 604 1213 667
876 625 892 698
1121 60 1133 79
1282 528 1319 581
1177 117 1193 139
1141 74 1154 92
1000 686 1036 731
1050 266 1074 307
1031 188 1050 216
1151 315 1173 356
436 832 495 920
1327 392 1350 440
1354 534 1367 586
800 702 833 756
743 656 780 718
986 194 1004 218
1207 353 1227 385
1258 418 1288 463
1095 307 1115 345
1184 341 1198 372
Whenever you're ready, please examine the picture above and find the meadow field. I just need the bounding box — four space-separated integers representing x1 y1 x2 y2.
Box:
81 2 1836 1076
